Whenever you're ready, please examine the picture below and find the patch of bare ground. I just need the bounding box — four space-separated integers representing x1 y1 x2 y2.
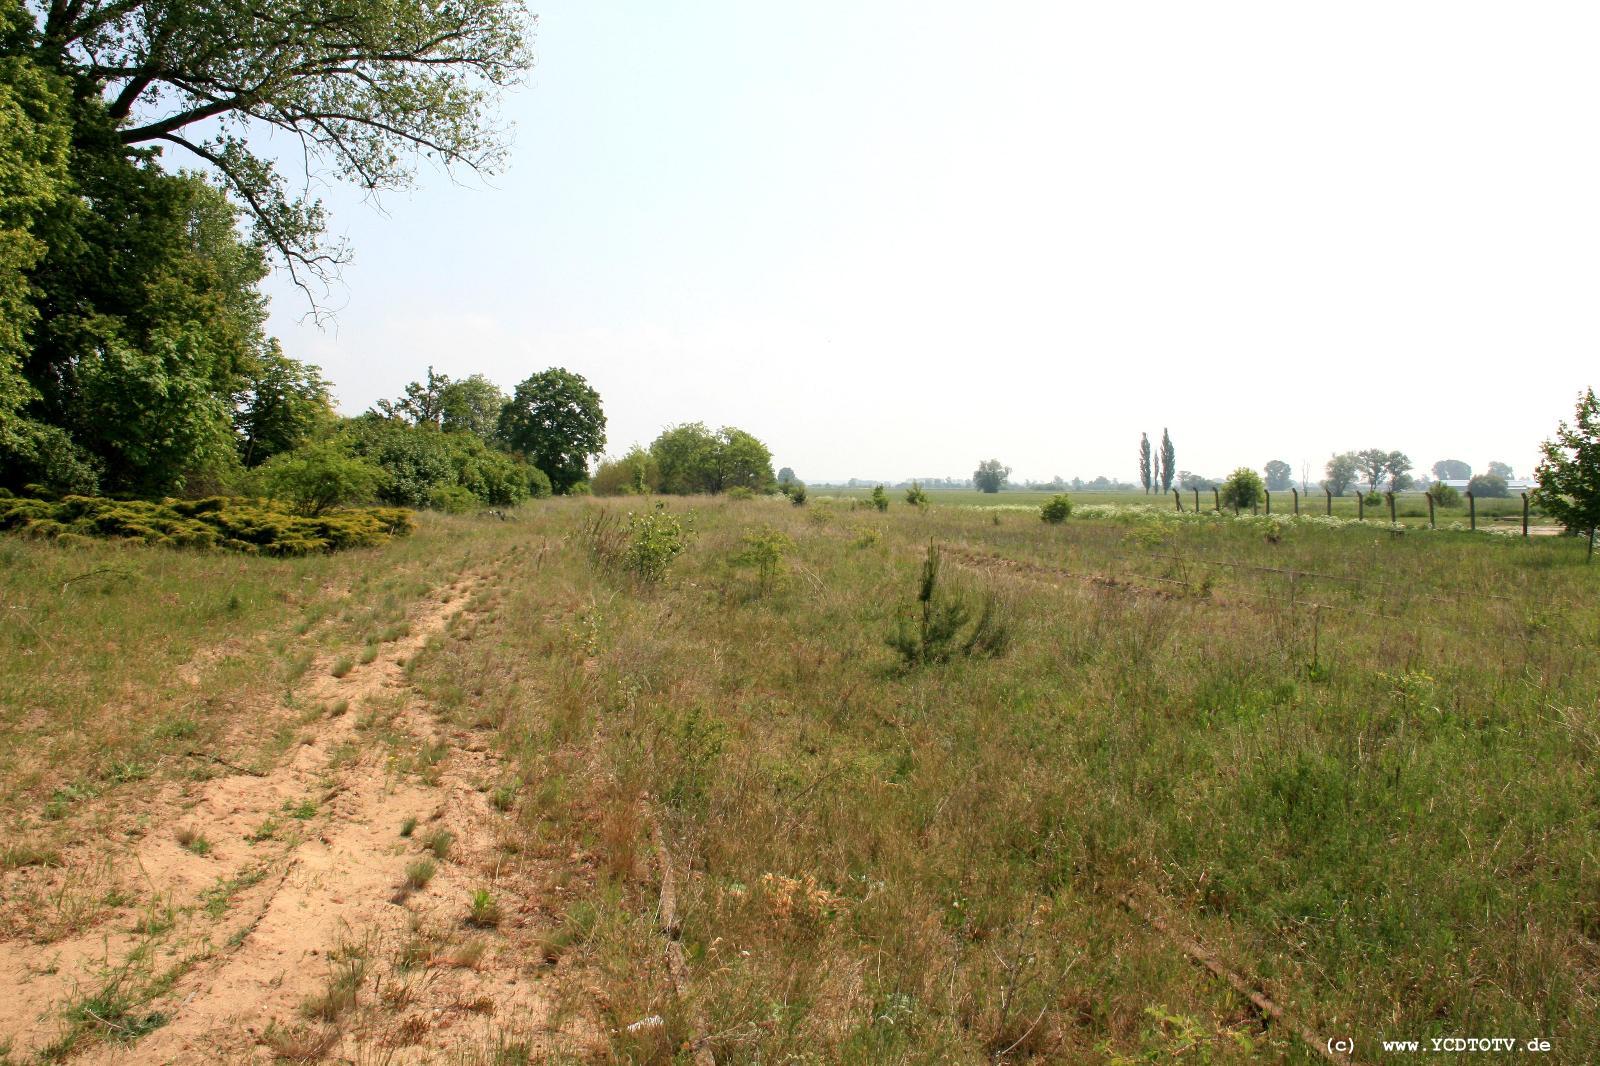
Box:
1 574 601 1064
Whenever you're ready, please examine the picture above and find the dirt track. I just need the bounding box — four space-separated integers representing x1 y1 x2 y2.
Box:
1 576 600 1063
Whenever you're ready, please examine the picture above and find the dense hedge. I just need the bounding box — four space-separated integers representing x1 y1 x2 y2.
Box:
0 495 413 555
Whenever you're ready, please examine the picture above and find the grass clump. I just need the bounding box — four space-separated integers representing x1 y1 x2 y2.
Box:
399 815 418 837
422 827 454 860
404 859 436 891
174 825 210 855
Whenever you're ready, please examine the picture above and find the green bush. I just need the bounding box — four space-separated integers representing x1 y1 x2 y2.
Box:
1040 494 1073 524
1220 468 1265 511
733 525 794 593
870 485 889 512
1467 473 1510 499
727 486 756 502
429 484 481 514
0 495 412 555
257 443 385 515
1429 482 1461 507
624 505 693 582
788 483 808 506
904 482 929 509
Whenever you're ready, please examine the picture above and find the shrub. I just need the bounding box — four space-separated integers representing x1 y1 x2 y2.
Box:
1220 468 1265 511
733 526 794 593
904 482 929 509
870 485 889 512
0 495 412 555
1040 494 1073 524
1467 473 1510 498
788 483 808 506
887 544 1011 667
428 484 481 514
1430 482 1461 506
526 465 553 499
257 443 385 515
624 505 694 582
727 486 756 502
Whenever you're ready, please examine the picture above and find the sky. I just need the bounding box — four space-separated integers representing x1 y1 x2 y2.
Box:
257 1 1599 485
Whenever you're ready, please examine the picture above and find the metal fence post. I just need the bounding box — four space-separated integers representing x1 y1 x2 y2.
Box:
1467 490 1476 531
1292 487 1300 515
1521 492 1529 538
1325 487 1332 516
1357 493 1365 521
1174 488 1182 512
1193 487 1200 513
1386 491 1396 525
1426 491 1435 529
1213 487 1221 513
1264 490 1271 515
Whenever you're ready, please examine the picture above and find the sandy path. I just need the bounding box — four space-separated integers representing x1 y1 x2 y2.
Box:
2 573 599 1063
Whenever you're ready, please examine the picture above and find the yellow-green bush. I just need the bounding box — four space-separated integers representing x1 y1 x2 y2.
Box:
0 495 412 555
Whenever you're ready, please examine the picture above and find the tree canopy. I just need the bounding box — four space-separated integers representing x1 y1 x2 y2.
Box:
973 459 1009 494
1532 388 1600 556
647 422 775 495
1263 459 1292 492
497 368 605 494
18 0 534 294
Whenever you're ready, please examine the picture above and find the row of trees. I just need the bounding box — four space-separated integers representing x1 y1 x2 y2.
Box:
0 0 537 501
591 423 776 497
1137 430 1176 494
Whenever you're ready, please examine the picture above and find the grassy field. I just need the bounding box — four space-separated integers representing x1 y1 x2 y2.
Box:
815 486 1539 528
2 497 1597 1062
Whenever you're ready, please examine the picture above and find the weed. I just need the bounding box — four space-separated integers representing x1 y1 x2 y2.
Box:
400 815 418 837
467 888 502 927
174 826 211 855
261 1022 337 1062
286 798 318 820
422 828 454 860
330 655 354 678
249 817 279 842
404 859 436 891
490 785 517 812
623 504 694 583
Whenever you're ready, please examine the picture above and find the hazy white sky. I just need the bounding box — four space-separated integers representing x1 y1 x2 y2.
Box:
259 1 1599 484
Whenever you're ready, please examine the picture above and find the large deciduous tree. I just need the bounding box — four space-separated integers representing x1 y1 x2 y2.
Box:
1263 459 1292 491
1532 388 1600 560
1432 458 1471 481
21 0 534 293
1324 453 1358 496
497 368 605 494
973 458 1009 494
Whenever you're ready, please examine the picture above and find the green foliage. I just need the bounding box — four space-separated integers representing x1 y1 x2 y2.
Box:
497 368 606 494
624 505 694 582
904 481 929 509
592 445 661 496
649 422 776 495
1430 482 1462 507
257 443 384 515
788 483 808 506
234 344 333 466
428 484 480 514
21 0 533 287
1159 428 1176 492
870 485 889 512
1432 458 1472 481
338 416 537 509
1467 473 1510 499
1262 459 1293 491
1532 388 1600 547
1219 467 1264 511
887 544 1011 667
0 494 411 554
732 525 795 593
1040 494 1073 524
1323 452 1358 496
973 458 1010 494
